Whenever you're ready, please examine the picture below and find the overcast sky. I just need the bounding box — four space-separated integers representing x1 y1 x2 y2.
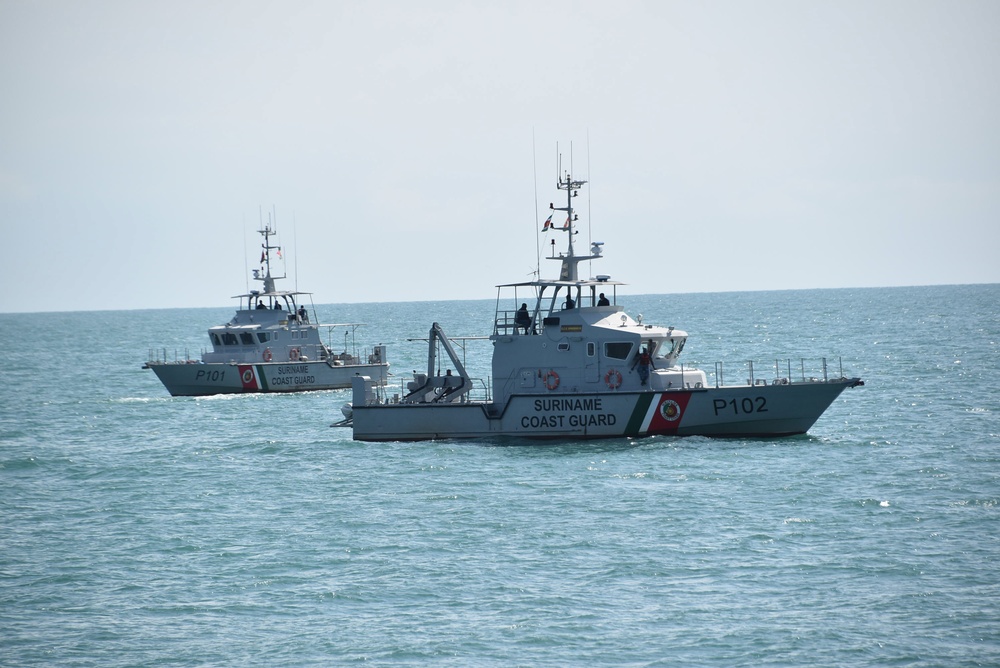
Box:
2 0 998 314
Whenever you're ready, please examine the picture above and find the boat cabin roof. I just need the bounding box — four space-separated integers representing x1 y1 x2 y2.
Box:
497 278 625 289
232 289 312 299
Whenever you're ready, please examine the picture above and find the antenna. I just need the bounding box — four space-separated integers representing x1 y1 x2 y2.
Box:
243 214 249 295
269 205 285 281
587 130 593 278
293 210 299 293
532 129 540 280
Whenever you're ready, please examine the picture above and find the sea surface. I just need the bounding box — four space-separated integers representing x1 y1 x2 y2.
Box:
2 284 998 666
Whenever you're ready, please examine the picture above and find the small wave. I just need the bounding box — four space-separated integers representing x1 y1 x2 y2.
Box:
0 456 39 471
610 472 649 479
950 498 997 509
115 396 170 404
194 393 246 402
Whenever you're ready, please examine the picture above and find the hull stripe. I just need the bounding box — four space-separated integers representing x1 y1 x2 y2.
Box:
256 365 269 391
238 365 259 390
639 394 663 433
624 393 655 436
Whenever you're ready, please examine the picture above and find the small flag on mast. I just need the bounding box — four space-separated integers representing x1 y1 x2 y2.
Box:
542 214 553 231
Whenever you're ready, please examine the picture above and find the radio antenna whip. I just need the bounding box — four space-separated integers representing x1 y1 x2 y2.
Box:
587 129 593 277
243 214 249 294
532 129 540 279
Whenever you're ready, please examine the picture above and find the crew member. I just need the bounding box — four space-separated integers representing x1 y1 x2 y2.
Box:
632 345 654 386
515 303 531 334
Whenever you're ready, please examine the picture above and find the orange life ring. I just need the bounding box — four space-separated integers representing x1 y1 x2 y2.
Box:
604 368 623 389
289 347 300 361
262 348 273 362
543 370 560 391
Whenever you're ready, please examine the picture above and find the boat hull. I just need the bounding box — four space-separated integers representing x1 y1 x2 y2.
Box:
349 377 861 441
145 360 389 397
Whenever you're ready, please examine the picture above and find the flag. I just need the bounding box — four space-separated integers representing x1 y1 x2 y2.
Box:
276 248 282 259
562 216 570 230
542 214 553 231
260 251 265 263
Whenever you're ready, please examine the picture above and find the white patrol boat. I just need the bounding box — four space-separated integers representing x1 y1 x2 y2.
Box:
342 172 862 441
144 221 388 396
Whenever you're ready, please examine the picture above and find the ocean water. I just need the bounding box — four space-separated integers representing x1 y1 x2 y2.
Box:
2 284 998 666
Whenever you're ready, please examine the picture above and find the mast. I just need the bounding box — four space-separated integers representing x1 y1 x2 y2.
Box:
548 172 601 281
254 216 284 295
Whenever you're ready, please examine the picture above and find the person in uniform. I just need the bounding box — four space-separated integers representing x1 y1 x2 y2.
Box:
515 303 531 334
633 346 654 386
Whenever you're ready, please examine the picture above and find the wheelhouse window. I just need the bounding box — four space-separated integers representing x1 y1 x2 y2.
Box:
222 332 239 345
604 342 633 360
240 333 255 345
657 338 685 358
257 332 270 343
211 333 221 346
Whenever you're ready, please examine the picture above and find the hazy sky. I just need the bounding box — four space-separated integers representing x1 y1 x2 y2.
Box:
2 0 998 314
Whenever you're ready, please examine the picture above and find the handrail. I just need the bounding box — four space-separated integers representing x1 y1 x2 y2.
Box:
702 357 852 387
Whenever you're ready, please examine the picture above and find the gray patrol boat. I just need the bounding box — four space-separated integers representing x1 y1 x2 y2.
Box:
145 220 388 396
341 171 861 441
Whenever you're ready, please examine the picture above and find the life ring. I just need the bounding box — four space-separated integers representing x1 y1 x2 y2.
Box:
543 370 560 391
289 347 300 361
604 368 623 389
262 348 272 362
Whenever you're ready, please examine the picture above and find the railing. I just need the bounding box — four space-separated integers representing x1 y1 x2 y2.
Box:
495 310 563 336
381 375 492 405
146 348 198 364
709 357 848 388
494 309 540 336
494 310 517 334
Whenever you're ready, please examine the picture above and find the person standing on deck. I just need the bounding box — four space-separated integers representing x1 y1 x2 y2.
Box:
633 345 654 386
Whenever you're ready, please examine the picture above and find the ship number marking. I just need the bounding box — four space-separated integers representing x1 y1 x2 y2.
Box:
713 397 768 416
